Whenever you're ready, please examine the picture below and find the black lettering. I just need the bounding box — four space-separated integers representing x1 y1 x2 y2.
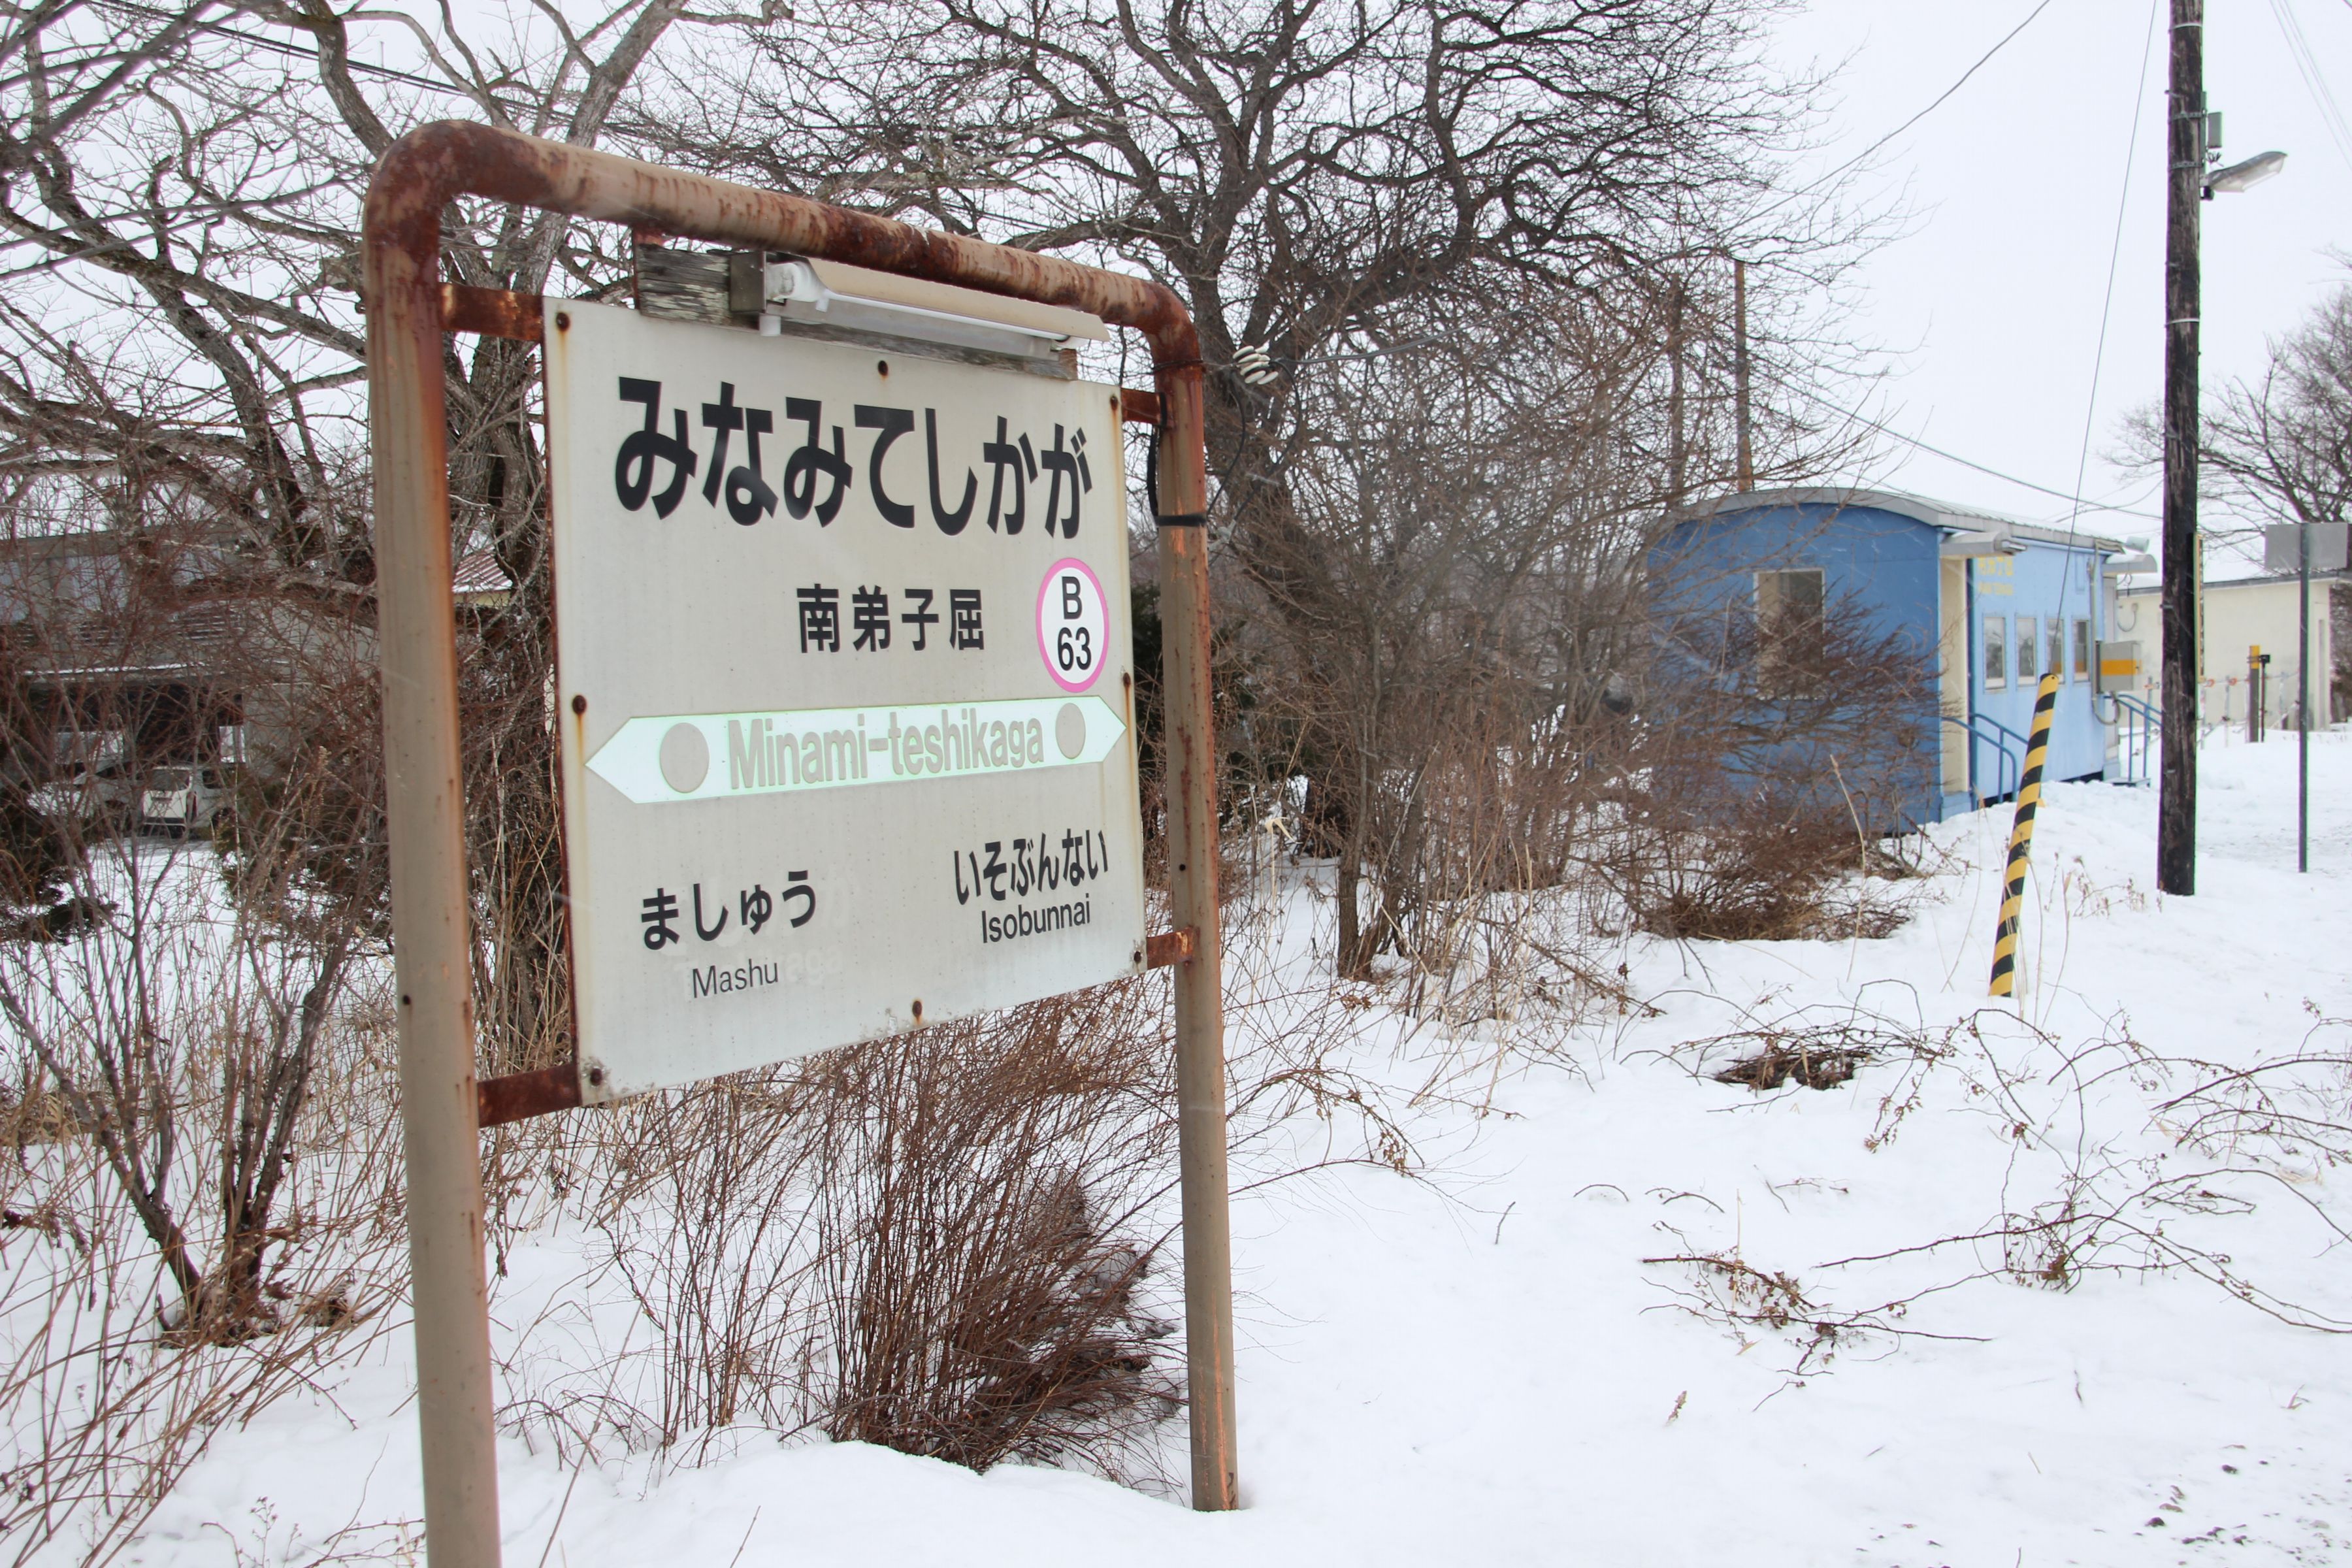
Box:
1038 423 1090 536
615 379 698 516
981 416 1035 534
692 882 728 941
783 397 853 525
925 410 977 534
855 406 917 527
700 382 748 508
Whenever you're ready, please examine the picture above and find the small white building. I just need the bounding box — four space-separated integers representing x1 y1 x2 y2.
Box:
2114 566 2346 730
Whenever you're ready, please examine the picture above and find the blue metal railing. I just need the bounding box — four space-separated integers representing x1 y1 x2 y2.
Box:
1942 712 2023 803
2109 693 2159 786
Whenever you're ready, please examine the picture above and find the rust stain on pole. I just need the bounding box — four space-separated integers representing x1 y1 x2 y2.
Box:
440 282 545 341
476 1061 583 1128
374 121 1199 367
364 120 1236 1560
1145 925 1197 968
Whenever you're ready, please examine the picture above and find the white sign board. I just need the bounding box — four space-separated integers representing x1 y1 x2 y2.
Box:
543 300 1145 1099
2263 521 2350 574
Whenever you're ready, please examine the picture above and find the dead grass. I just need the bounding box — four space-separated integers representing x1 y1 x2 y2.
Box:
1675 1012 1950 1097
1710 1040 1871 1091
1647 1005 2352 1392
496 979 1189 1486
1623 809 1919 944
0 966 408 1567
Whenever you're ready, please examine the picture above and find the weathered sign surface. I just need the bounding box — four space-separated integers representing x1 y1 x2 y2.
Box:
543 300 1144 1098
2263 521 2350 574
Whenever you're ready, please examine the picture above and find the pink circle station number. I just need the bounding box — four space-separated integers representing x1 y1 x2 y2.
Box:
1037 558 1109 694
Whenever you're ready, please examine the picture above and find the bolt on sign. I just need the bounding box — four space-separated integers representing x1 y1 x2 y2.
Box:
544 300 1145 1098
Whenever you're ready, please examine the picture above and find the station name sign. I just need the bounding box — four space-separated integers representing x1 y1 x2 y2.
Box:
544 301 1145 1098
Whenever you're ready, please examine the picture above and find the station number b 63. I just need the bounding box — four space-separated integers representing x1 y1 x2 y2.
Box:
1038 559 1109 694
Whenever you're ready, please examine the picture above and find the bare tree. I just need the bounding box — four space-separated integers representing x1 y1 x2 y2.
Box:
1250 293 1638 972
0 0 772 1070
630 0 1873 977
2202 282 2352 543
2117 279 2352 713
638 0 1860 575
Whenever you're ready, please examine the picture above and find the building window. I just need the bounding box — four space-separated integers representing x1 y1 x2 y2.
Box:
2047 619 2065 684
1754 568 1824 698
2016 617 2039 683
2072 618 2091 682
1984 614 2008 689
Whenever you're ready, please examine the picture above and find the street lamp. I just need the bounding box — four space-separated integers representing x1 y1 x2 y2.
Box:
2205 149 2287 196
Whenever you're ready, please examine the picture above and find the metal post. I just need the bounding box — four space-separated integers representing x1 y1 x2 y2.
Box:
2248 649 2261 743
363 171 501 1568
2157 0 2202 895
1990 673 2062 998
2300 515 2311 871
362 122 1241 1554
1152 368 1239 1512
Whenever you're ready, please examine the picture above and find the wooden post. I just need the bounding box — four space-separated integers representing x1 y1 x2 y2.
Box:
2158 0 2202 896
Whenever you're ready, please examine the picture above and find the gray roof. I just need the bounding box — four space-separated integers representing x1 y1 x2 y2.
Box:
1669 486 2126 556
2118 568 2352 595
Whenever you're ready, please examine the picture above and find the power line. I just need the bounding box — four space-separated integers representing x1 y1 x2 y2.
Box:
2055 0 2163 622
88 0 541 116
1745 5 2167 531
1863 413 2160 522
1754 358 2161 523
2267 0 2352 175
1759 1 2059 220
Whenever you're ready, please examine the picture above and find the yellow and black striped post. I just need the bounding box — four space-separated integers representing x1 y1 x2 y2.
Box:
1989 671 2062 997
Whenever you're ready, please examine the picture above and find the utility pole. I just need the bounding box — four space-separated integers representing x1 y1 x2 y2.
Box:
1733 259 1754 491
2157 0 2202 896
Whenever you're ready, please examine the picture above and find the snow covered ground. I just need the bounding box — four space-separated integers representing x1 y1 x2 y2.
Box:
129 732 2352 1567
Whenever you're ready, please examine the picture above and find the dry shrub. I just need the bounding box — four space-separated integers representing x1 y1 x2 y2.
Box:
800 983 1180 1475
1614 779 1925 945
1695 1014 1944 1092
514 977 1183 1486
1623 803 1864 942
496 947 1438 1489
1640 1249 1873 1375
2148 1021 2352 1168
1624 580 1938 943
1653 1006 2352 1388
0 968 408 1567
1711 1038 1869 1091
542 1071 820 1455
1375 705 1645 1029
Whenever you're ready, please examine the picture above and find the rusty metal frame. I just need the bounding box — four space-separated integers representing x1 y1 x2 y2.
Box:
363 120 1233 1563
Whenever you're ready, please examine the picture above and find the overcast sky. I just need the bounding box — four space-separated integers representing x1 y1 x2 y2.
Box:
1767 0 2352 557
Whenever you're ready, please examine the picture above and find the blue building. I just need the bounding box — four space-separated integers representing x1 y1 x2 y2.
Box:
1649 488 2129 827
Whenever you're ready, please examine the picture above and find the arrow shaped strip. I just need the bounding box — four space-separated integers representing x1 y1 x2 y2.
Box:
585 695 1127 804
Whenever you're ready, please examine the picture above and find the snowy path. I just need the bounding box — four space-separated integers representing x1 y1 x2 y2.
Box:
129 735 2352 1567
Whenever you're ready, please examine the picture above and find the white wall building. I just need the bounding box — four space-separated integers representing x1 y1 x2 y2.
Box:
2114 565 2345 731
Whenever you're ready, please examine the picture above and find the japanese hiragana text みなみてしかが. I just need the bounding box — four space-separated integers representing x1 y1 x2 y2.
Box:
613 379 1092 536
